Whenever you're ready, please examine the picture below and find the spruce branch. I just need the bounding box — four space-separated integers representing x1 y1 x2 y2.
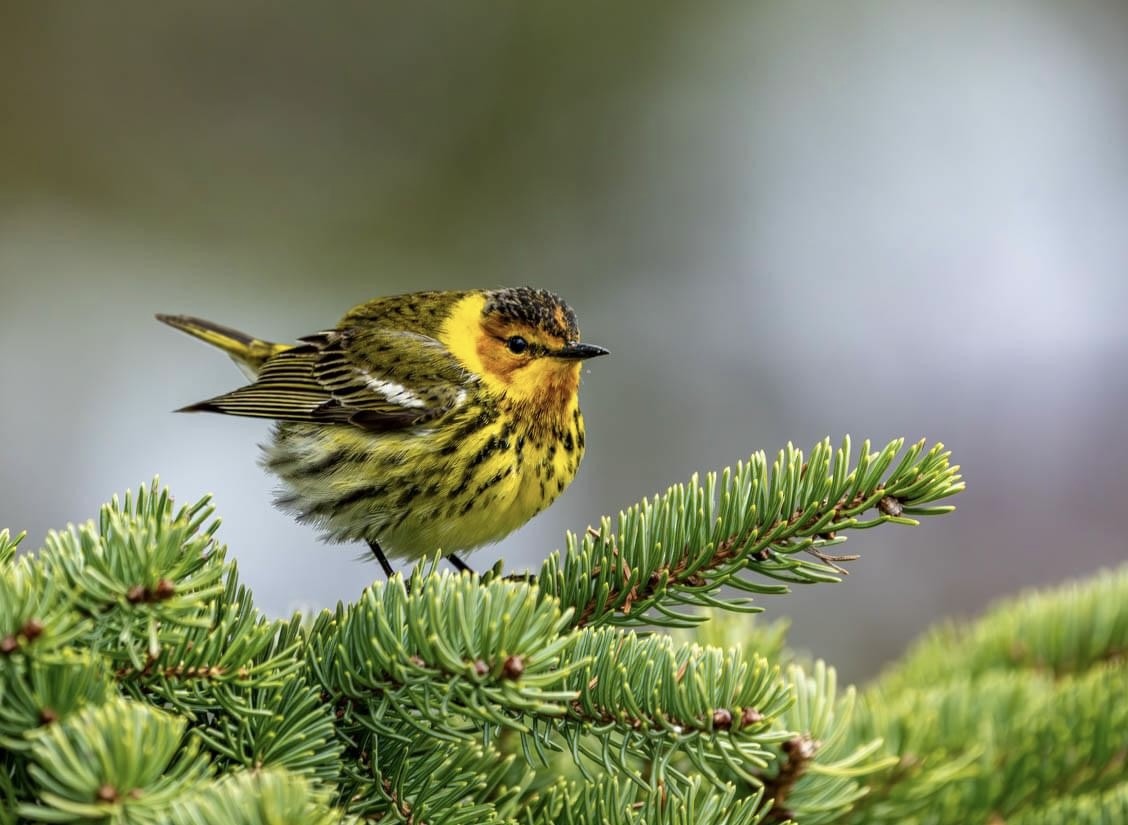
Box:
1 433 977 824
527 775 772 825
878 564 1128 691
42 481 226 628
843 568 1128 825
344 735 526 824
753 662 893 825
17 698 212 822
111 571 303 716
33 481 303 717
307 575 802 795
189 666 343 785
541 629 792 789
167 768 345 825
534 437 963 629
1 548 88 662
306 571 585 736
859 664 1128 822
0 651 111 751
1006 782 1128 825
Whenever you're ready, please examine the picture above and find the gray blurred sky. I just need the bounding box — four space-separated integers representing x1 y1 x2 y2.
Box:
2 2 1126 682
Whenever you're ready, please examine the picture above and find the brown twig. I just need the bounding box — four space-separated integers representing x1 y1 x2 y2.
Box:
762 733 821 823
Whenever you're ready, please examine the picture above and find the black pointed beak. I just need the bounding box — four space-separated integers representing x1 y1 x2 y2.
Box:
554 342 610 360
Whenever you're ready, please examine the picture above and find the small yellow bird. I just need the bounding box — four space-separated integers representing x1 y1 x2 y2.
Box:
158 288 607 576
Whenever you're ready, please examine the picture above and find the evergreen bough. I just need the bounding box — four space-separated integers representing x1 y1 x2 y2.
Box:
1 435 1121 823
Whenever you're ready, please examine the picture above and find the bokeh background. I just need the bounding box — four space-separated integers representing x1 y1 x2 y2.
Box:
2 2 1126 683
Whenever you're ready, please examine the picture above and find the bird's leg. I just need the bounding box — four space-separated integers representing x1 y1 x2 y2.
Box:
446 554 476 575
367 540 395 578
444 555 534 584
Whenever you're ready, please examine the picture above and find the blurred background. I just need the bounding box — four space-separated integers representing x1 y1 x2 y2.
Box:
2 2 1126 682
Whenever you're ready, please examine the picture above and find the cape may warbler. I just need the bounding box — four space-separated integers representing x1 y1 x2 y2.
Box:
158 288 607 575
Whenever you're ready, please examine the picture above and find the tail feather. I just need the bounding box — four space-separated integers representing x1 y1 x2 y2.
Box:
173 398 225 414
156 313 288 381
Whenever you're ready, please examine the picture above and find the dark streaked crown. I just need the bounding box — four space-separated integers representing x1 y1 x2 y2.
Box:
483 287 580 341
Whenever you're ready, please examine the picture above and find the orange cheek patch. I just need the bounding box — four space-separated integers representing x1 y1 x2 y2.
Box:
475 337 518 385
472 320 578 413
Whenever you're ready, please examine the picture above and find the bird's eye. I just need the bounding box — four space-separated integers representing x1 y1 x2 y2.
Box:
506 336 529 355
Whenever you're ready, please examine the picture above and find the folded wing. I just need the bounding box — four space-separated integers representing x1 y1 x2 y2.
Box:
179 327 469 432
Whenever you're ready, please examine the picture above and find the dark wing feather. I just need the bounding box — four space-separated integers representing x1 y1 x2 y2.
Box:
180 328 469 432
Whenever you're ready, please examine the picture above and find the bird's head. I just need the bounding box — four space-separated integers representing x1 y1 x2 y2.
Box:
442 287 608 406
